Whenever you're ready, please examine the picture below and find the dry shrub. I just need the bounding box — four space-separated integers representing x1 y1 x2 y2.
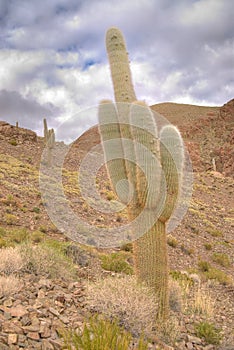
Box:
85 275 158 337
0 275 22 298
192 286 215 318
19 243 76 279
156 315 180 345
0 246 23 274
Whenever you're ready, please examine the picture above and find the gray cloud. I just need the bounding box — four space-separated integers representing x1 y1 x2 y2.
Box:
0 90 60 132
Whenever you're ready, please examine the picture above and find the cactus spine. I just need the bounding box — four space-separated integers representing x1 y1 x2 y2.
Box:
98 27 184 319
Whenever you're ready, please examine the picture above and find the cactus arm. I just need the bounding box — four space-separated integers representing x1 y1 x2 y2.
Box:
98 100 129 203
130 101 162 209
159 125 184 223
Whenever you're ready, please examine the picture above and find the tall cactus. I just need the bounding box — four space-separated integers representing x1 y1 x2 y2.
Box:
98 27 184 319
43 118 55 166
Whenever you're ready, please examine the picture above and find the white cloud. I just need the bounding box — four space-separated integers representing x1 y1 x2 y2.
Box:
0 0 233 141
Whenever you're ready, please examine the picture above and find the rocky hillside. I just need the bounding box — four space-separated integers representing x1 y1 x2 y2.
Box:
0 99 233 350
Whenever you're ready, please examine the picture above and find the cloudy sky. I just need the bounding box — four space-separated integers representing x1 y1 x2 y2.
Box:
0 0 233 142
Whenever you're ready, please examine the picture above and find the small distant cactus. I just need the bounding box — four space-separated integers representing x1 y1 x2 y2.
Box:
98 27 185 319
43 118 55 165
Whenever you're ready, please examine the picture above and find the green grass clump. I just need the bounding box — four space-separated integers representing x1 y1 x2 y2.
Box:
211 253 231 267
0 237 7 248
9 139 17 146
204 268 233 285
206 227 223 237
167 235 178 248
195 321 222 345
4 213 18 225
170 270 194 288
9 228 29 243
60 316 148 350
100 252 133 275
204 243 212 251
198 260 211 272
32 207 40 213
120 242 133 252
30 231 46 243
20 242 76 280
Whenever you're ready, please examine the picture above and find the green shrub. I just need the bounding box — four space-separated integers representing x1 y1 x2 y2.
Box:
204 268 233 285
60 316 148 350
100 252 133 274
8 228 29 244
206 227 223 237
170 270 194 288
4 213 18 225
204 243 212 251
211 253 231 267
39 225 47 233
198 260 211 272
167 235 178 248
0 237 7 248
120 242 133 252
9 139 17 146
19 242 76 280
32 207 40 213
195 321 222 345
30 231 46 243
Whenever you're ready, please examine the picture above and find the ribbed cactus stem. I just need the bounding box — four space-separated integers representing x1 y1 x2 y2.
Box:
133 220 169 319
106 27 136 103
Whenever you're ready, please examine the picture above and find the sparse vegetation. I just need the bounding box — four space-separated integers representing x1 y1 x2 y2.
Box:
204 242 213 250
0 275 22 298
85 275 157 336
4 213 18 225
211 252 231 267
167 235 178 248
195 321 222 345
100 252 133 274
60 315 148 350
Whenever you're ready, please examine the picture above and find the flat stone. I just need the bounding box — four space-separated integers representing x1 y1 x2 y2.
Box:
41 339 54 350
186 335 202 344
23 324 40 332
49 307 60 317
3 299 13 307
186 342 193 350
40 322 51 338
27 332 40 340
2 321 23 334
9 305 28 318
0 342 8 350
8 334 18 345
203 345 215 350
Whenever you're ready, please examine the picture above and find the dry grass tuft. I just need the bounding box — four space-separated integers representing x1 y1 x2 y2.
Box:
0 275 22 297
85 275 158 337
0 246 23 274
192 286 215 318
